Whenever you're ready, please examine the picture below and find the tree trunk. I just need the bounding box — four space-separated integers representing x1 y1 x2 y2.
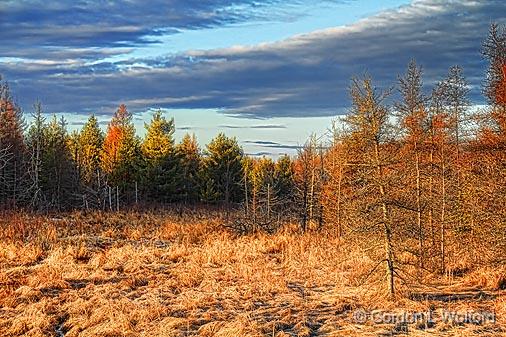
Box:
244 169 249 216
429 130 435 249
375 141 395 297
415 148 424 273
440 139 446 275
336 163 343 237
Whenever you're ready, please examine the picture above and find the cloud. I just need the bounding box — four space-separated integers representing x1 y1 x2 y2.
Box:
1 0 505 118
250 125 287 129
0 0 337 60
246 151 276 157
220 124 287 129
244 140 302 149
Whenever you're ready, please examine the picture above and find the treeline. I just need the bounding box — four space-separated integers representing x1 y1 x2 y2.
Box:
0 94 297 212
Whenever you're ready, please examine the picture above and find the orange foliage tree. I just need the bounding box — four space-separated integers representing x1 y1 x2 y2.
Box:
101 104 140 189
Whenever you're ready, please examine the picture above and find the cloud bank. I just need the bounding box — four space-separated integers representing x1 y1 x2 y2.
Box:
1 0 505 118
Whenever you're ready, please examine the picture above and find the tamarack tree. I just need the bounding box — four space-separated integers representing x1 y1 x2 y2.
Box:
344 75 398 296
101 104 141 206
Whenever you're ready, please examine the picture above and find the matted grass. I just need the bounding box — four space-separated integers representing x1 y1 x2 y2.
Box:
0 210 503 336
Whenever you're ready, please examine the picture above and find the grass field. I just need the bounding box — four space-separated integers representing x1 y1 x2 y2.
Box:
0 210 504 336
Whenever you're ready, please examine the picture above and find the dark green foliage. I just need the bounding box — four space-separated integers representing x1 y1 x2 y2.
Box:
176 133 201 203
26 106 78 210
41 116 79 209
0 77 26 208
274 154 294 201
201 133 244 204
141 110 182 202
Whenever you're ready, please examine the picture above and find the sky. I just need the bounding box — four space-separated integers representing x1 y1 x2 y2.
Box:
0 0 505 157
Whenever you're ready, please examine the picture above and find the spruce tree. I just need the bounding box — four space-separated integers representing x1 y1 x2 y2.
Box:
26 101 46 210
0 76 26 207
274 154 294 201
201 133 244 204
78 115 104 186
42 116 78 209
141 110 181 202
176 133 201 203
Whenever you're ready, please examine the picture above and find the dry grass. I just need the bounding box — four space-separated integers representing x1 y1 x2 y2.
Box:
0 210 504 336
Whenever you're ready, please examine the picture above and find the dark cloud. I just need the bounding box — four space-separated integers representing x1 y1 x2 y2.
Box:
1 0 505 118
177 126 204 131
0 0 336 60
250 125 287 129
246 151 276 157
244 140 302 149
244 140 279 145
220 124 287 129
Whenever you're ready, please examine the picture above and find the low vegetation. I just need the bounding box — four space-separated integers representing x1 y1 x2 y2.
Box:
0 210 504 336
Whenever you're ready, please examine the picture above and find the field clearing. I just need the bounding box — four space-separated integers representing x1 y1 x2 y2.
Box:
0 210 504 337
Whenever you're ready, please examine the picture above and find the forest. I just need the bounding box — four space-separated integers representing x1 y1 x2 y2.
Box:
0 23 504 337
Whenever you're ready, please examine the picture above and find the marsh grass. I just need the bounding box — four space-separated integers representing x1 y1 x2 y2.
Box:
0 210 503 336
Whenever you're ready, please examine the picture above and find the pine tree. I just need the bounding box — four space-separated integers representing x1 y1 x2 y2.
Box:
78 115 104 186
42 115 78 210
479 24 506 155
141 110 181 202
201 133 244 205
26 101 46 210
274 155 294 200
441 66 470 231
427 82 452 273
247 157 276 225
142 110 175 160
0 76 25 207
293 138 318 232
176 133 201 203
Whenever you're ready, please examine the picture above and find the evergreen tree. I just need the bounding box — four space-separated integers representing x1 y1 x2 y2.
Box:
293 138 319 232
141 110 181 202
176 133 201 203
142 110 175 160
248 157 277 223
274 154 294 201
26 101 46 210
78 115 104 186
201 133 244 204
479 24 506 153
0 76 25 207
42 116 78 209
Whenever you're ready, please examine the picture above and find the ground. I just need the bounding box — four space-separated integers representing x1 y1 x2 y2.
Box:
0 210 504 336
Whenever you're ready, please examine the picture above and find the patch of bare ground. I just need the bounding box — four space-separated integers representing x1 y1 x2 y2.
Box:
0 211 504 336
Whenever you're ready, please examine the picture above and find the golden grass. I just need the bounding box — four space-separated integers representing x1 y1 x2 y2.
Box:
0 210 504 336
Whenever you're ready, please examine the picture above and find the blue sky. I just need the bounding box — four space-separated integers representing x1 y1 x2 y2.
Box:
0 0 504 156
